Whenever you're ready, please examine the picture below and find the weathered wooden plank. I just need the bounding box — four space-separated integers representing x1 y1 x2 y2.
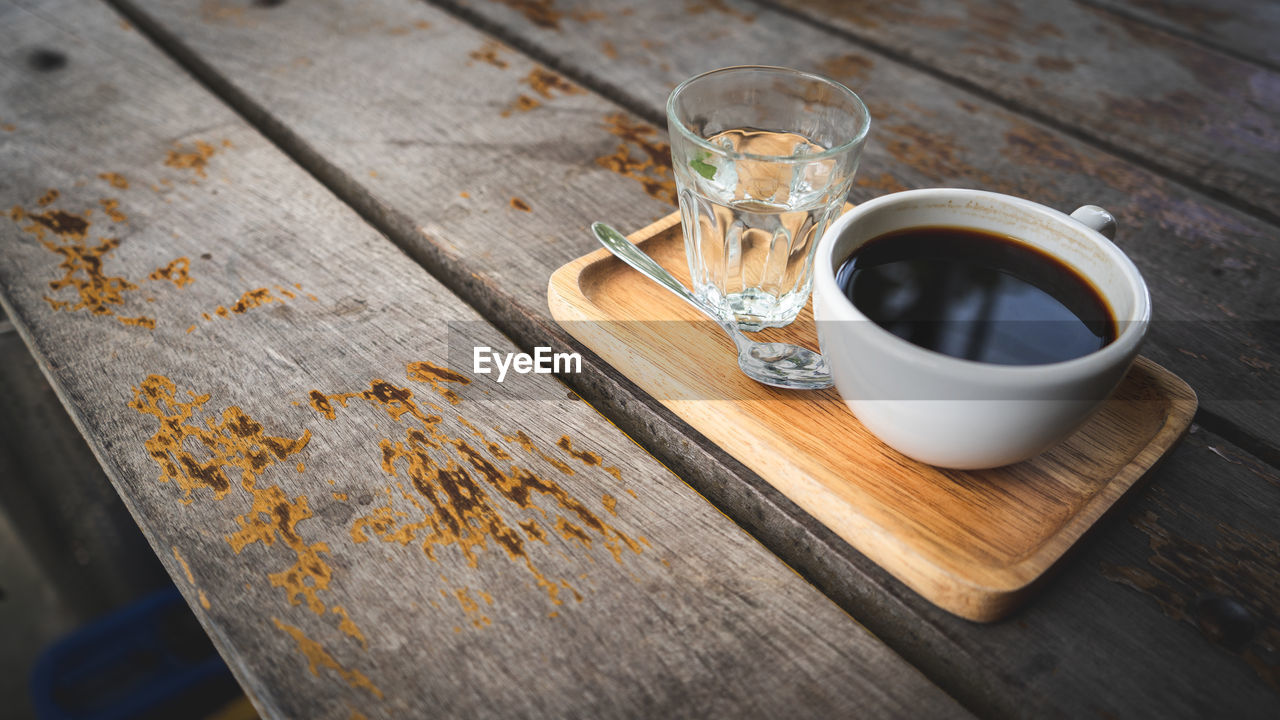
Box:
761 0 1280 222
120 0 1279 450
99 0 1280 718
1081 0 1280 69
0 2 969 718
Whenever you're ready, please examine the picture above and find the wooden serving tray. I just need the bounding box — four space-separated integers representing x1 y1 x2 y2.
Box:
547 212 1197 622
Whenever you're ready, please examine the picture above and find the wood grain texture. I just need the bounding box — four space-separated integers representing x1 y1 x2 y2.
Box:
104 0 1280 717
412 0 1279 450
763 0 1280 219
549 212 1198 621
0 2 968 718
1081 0 1280 69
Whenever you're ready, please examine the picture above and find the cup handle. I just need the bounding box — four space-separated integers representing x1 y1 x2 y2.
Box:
1070 205 1117 240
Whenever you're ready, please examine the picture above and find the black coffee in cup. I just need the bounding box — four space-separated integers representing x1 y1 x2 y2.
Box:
835 226 1115 365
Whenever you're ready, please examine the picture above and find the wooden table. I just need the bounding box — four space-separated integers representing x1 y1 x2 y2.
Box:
1 0 1275 717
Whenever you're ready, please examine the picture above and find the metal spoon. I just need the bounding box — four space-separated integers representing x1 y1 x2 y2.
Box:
592 222 832 390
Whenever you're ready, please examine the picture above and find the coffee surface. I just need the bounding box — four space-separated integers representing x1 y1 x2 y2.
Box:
836 226 1115 365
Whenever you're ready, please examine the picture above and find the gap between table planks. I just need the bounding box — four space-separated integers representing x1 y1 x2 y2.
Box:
107 0 1280 717
0 1 970 718
414 0 1280 464
762 0 1280 223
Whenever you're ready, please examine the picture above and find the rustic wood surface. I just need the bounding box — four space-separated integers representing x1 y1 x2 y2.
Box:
421 0 1279 452
764 0 1280 220
1082 0 1280 69
103 0 1280 717
0 1 971 718
550 211 1198 622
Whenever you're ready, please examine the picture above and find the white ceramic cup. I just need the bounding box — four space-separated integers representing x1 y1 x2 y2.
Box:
813 189 1150 469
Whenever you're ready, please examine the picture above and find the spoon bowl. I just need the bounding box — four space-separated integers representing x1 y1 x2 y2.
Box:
591 222 832 390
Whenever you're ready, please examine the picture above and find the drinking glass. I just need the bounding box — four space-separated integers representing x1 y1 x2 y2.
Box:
667 66 870 330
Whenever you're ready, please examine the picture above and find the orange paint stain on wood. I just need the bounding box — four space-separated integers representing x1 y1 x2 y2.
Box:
330 605 369 649
173 546 198 584
407 360 471 405
554 516 592 549
596 113 676 205
501 94 541 117
22 208 135 310
522 67 583 99
118 315 156 329
129 374 310 501
557 435 601 466
13 197 185 328
165 140 219 178
197 286 307 326
226 484 335 617
558 436 622 480
454 587 493 628
313 363 643 618
506 430 574 474
468 40 509 68
12 203 90 241
520 519 546 542
99 198 127 223
99 172 130 189
129 376 378 662
273 618 383 698
148 257 193 287
173 546 211 609
232 288 279 313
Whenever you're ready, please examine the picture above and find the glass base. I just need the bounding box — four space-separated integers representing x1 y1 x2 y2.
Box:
700 285 810 332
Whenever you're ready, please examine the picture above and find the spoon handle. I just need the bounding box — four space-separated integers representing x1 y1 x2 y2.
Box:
591 222 716 320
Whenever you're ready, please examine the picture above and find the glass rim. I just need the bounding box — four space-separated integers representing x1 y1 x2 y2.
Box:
666 65 872 165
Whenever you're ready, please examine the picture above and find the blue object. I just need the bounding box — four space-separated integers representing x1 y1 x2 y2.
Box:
29 586 237 720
